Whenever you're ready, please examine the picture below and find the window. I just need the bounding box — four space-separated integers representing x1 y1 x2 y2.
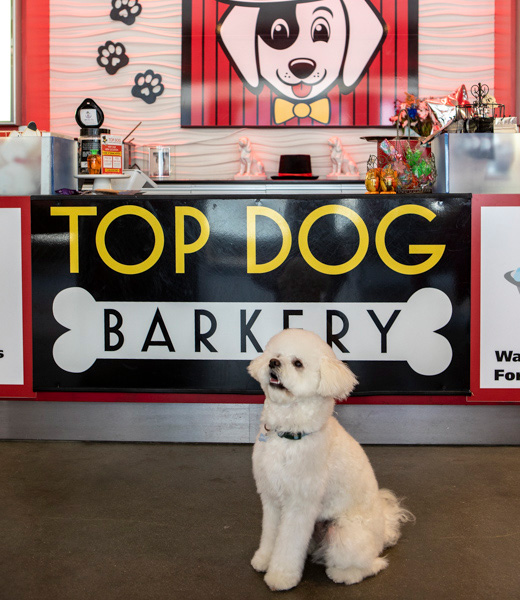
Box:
0 0 20 124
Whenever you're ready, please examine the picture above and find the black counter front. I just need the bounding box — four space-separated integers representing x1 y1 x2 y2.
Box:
31 193 471 395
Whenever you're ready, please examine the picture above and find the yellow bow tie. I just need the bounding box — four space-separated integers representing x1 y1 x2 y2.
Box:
274 97 330 125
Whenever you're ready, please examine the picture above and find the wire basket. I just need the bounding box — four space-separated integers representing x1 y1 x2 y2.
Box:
456 83 504 132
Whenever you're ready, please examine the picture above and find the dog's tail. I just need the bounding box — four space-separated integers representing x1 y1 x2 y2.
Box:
379 488 415 548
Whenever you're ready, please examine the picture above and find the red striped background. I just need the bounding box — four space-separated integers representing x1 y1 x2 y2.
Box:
183 0 417 127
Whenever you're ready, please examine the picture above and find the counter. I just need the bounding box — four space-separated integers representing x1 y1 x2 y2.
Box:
30 193 470 395
0 190 519 444
432 133 520 194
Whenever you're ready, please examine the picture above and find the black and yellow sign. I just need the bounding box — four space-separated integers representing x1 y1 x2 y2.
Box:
31 194 471 394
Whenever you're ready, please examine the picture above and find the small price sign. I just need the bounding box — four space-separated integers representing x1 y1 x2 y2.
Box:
101 134 123 175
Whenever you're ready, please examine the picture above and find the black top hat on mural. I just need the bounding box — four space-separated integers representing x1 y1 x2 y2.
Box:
271 155 318 180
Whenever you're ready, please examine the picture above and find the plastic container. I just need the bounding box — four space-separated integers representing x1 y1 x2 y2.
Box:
148 146 171 178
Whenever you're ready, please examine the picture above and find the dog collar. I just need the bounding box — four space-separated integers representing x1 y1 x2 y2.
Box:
262 425 311 441
277 431 310 441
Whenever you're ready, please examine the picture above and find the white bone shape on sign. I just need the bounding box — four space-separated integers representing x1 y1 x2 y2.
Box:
52 287 454 376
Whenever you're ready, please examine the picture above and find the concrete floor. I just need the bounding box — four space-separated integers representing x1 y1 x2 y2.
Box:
0 443 519 600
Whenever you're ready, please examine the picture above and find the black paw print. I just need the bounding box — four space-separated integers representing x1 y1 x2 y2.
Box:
97 41 129 75
131 70 165 104
110 0 142 26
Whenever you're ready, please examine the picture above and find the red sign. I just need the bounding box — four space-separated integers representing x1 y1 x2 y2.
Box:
470 195 520 403
101 134 123 175
181 0 418 127
0 197 34 399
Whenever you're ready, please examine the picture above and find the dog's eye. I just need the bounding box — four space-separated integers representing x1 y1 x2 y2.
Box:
257 5 298 50
293 359 303 368
311 17 330 43
271 19 290 42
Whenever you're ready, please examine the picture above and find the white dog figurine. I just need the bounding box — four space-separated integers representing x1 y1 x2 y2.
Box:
327 136 360 178
235 137 266 179
248 329 413 591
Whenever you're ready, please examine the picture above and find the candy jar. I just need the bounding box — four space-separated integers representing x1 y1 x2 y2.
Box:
87 149 101 175
380 164 398 193
365 168 380 193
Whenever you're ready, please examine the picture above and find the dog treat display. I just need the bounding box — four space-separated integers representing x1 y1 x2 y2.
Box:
366 139 436 193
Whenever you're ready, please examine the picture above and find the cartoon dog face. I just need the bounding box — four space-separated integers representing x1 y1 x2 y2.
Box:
255 0 347 102
218 0 386 103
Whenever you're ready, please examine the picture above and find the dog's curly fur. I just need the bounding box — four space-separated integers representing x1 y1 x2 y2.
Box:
248 329 414 591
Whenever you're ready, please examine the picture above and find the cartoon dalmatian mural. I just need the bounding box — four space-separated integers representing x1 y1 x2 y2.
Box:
217 0 386 125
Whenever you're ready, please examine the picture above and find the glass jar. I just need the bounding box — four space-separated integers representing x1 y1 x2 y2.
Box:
87 149 101 174
77 127 110 174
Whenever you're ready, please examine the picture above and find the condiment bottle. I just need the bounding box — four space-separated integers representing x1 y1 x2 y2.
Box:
87 149 101 174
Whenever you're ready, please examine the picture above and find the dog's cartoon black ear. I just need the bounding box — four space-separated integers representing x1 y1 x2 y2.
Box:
318 356 358 400
218 5 263 92
341 0 386 91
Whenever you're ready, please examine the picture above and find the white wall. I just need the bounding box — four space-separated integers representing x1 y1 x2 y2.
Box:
50 0 495 179
517 0 520 120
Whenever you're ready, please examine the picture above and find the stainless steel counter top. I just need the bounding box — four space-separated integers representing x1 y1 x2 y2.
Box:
142 179 366 195
432 133 520 194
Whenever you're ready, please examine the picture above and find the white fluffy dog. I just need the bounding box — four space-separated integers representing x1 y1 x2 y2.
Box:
248 329 413 591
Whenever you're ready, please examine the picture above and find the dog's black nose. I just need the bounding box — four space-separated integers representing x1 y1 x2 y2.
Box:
269 358 281 369
288 58 316 80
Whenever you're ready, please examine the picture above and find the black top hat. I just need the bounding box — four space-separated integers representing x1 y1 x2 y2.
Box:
271 154 319 180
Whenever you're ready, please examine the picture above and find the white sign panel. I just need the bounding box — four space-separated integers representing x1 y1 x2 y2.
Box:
481 206 520 388
52 287 453 377
0 208 24 384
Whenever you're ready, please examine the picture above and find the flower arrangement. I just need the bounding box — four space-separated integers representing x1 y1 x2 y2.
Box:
390 93 436 137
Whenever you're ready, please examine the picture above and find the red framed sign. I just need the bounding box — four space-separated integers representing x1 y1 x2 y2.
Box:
471 195 520 403
0 197 34 399
181 0 418 127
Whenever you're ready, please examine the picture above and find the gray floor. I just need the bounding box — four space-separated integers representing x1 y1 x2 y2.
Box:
0 443 519 600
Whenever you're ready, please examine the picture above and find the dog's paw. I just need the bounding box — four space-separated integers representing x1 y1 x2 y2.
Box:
326 557 388 585
96 41 129 75
251 549 271 573
131 70 165 104
264 569 301 591
327 566 362 585
110 0 142 25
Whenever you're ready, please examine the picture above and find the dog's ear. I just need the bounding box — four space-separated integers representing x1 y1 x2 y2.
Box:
318 356 358 400
248 353 268 383
218 6 262 92
341 0 386 90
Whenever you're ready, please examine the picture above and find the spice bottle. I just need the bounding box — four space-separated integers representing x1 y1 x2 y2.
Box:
87 149 101 174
